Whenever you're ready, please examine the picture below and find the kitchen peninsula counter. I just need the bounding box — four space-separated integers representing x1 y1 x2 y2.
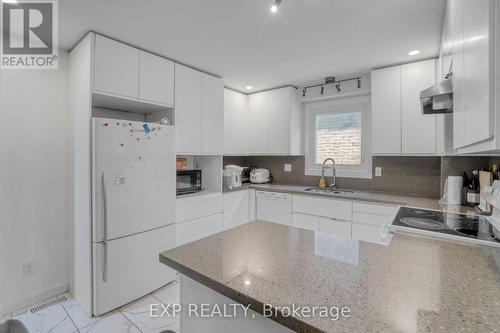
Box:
159 221 500 332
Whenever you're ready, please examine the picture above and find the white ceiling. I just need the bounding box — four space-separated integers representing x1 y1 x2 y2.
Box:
59 0 446 92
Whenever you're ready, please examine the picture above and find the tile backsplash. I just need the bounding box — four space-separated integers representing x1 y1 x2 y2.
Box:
224 155 497 199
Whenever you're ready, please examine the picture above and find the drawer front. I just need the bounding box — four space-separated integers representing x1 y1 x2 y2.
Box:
176 213 223 246
292 213 319 231
176 193 223 223
319 218 352 237
292 195 352 220
352 202 398 227
352 223 386 245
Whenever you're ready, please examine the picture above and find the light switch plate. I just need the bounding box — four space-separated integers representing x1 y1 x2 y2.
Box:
284 164 292 172
375 167 382 177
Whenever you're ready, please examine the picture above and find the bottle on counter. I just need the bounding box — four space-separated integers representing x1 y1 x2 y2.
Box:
466 170 480 206
492 164 499 180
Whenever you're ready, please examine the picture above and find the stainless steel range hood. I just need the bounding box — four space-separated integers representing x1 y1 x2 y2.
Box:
420 77 453 114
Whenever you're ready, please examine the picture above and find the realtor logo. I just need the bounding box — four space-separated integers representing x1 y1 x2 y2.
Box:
1 0 58 69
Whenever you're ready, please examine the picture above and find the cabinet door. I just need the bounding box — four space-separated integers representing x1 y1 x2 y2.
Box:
247 92 269 154
371 66 402 154
319 218 351 237
94 35 139 99
267 88 291 154
138 51 174 106
452 0 466 149
202 74 224 154
224 89 248 154
175 64 202 153
256 191 292 225
401 60 437 154
176 213 224 247
292 213 320 231
223 190 250 230
292 195 352 221
463 0 493 145
352 223 388 245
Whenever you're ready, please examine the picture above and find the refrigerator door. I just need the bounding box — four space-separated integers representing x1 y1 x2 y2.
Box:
92 224 177 316
93 118 175 242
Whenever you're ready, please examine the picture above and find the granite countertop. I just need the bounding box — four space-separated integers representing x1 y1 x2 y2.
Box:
160 221 500 333
224 183 479 215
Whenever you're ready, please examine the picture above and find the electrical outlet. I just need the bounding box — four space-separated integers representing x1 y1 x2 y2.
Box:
375 167 382 177
284 164 292 172
23 263 35 277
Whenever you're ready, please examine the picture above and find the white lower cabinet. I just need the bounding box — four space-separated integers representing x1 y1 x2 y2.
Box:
223 189 255 230
292 195 352 220
176 213 224 247
319 217 352 238
292 213 320 231
352 202 397 244
256 191 292 225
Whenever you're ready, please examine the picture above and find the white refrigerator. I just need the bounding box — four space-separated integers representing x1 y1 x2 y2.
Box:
91 118 177 315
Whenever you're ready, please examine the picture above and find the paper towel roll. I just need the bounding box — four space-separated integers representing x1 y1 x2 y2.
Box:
445 176 463 205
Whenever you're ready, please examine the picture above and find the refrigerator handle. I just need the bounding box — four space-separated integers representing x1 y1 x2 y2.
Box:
101 172 108 282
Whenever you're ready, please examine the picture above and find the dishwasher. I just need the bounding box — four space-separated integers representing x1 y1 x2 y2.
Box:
256 191 292 225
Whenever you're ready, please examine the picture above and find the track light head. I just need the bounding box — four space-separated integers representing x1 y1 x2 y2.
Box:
302 88 306 97
320 85 324 95
357 78 361 89
336 83 341 92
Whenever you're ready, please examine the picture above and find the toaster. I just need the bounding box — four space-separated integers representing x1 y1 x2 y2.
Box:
250 168 271 184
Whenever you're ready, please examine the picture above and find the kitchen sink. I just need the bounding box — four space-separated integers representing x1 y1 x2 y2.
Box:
303 187 355 195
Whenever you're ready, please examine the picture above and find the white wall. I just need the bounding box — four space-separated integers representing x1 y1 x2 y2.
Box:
0 51 69 315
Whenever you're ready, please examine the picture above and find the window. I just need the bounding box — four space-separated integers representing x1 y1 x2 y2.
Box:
305 96 372 179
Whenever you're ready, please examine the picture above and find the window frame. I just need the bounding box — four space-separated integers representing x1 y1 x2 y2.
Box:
304 95 372 179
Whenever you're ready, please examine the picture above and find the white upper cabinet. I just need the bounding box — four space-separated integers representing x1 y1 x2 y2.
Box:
247 87 303 155
94 35 139 99
224 89 248 155
371 59 437 155
202 74 224 154
462 0 493 146
175 64 202 153
444 0 497 152
247 91 270 154
93 34 174 107
138 51 174 106
371 66 402 154
401 60 437 154
175 64 224 154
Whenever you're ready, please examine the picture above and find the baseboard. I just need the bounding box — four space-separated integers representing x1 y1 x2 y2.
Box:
0 282 69 317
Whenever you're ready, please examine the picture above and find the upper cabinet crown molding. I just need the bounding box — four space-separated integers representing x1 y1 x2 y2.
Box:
371 59 437 155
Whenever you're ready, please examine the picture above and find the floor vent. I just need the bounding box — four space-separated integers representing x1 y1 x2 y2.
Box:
30 295 67 314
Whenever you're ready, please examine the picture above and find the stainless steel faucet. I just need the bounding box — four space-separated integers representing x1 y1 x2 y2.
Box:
321 158 336 189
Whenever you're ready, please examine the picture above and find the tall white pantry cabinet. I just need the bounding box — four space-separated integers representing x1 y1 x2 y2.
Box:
69 33 178 316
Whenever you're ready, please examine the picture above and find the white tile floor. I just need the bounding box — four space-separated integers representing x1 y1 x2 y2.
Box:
2 280 180 333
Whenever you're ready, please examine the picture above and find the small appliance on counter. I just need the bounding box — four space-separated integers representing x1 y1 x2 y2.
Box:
177 169 202 195
224 165 243 189
439 176 463 205
250 168 271 184
241 166 253 183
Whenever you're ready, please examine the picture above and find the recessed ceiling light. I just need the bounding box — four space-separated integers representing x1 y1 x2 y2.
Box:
245 86 253 90
408 50 421 56
270 0 282 13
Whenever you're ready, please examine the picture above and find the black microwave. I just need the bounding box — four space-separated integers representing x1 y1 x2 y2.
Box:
176 169 202 195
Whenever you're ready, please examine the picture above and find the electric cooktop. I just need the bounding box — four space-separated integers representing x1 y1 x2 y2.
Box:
390 207 500 247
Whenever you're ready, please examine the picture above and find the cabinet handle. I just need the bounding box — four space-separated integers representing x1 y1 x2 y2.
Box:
102 172 108 282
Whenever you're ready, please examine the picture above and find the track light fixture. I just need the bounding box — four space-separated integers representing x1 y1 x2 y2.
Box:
301 75 361 98
270 0 282 13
